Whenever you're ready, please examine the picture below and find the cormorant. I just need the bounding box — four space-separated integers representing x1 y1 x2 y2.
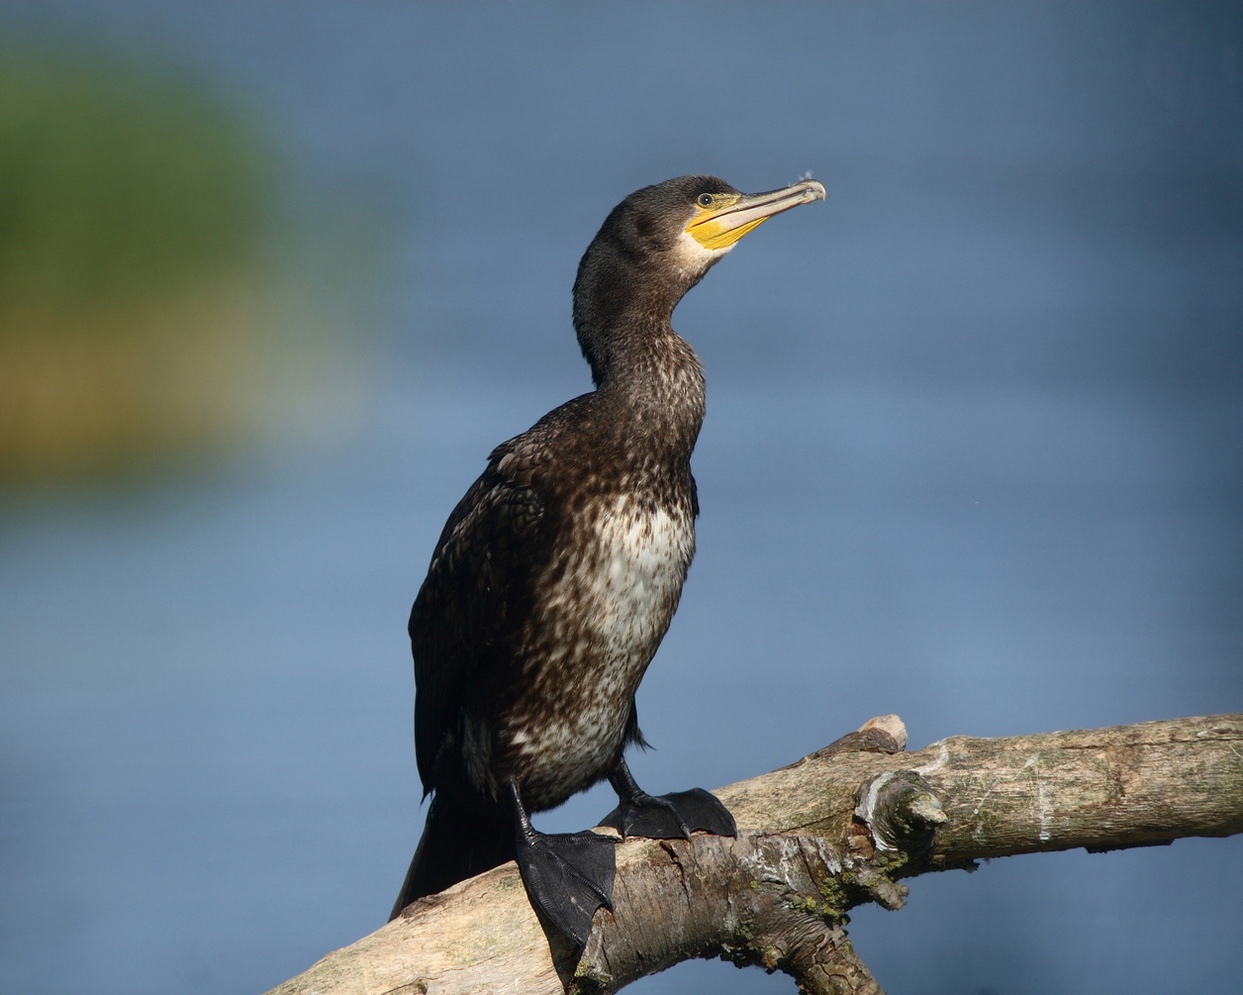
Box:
391 175 826 949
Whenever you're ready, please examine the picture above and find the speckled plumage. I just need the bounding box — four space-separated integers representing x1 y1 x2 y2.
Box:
391 175 824 936
421 320 705 801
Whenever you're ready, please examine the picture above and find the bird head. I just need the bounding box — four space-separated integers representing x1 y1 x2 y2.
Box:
576 174 824 313
572 175 826 383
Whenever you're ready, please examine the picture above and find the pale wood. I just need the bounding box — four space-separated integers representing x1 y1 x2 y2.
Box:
265 714 1243 995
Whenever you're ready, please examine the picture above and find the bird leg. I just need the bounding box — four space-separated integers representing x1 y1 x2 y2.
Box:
600 756 737 839
506 779 617 952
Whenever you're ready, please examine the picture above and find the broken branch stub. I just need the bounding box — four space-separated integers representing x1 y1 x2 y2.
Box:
855 770 947 857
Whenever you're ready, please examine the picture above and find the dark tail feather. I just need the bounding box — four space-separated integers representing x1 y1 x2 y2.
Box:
389 791 515 920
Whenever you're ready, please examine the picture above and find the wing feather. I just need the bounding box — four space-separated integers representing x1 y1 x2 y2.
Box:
410 443 552 792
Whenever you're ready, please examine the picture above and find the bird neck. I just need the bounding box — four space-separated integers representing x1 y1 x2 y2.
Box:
573 228 707 381
571 235 710 461
577 312 706 463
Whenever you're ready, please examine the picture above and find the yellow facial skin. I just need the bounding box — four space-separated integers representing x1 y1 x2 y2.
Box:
684 180 827 251
685 195 769 250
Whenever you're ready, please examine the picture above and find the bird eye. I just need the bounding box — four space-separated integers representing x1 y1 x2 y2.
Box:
697 193 714 208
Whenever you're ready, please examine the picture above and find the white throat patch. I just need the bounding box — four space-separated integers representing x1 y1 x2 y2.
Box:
672 228 733 280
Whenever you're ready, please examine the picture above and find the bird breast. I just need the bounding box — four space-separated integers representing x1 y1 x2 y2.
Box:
580 494 694 659
504 493 695 807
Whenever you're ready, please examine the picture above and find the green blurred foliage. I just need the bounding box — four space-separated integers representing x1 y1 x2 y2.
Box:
0 51 284 484
0 52 268 319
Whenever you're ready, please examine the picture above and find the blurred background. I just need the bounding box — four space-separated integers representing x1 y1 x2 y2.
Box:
1 3 1240 993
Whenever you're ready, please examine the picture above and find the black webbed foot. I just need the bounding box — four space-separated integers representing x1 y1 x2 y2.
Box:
600 757 737 840
514 828 617 950
505 780 616 952
601 785 736 838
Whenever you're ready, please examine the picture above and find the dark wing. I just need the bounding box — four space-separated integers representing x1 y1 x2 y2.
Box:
410 443 551 793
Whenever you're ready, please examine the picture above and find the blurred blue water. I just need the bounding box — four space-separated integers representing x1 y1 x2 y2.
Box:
1 3 1241 993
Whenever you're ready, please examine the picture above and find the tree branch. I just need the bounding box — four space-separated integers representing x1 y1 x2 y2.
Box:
266 714 1243 995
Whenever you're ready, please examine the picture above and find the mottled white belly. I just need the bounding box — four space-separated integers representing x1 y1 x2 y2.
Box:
506 494 695 806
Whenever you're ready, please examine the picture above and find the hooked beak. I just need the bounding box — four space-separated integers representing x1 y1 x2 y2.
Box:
686 178 826 250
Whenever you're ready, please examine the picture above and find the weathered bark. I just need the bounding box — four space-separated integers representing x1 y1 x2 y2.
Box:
265 714 1243 995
